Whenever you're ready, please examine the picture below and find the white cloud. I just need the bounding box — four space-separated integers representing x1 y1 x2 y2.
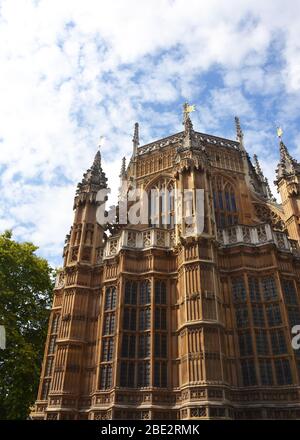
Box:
1 0 300 264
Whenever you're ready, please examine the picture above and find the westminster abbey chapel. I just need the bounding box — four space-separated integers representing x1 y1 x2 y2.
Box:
32 105 300 420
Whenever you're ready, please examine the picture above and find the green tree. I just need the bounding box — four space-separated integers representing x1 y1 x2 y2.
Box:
0 231 54 420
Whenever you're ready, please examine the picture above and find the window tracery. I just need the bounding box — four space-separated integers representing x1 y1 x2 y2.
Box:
212 175 238 229
148 178 175 228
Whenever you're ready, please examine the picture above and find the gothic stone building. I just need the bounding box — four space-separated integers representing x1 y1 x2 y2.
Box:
31 107 300 420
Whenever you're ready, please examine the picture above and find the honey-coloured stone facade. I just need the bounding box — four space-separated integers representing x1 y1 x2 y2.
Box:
31 110 300 420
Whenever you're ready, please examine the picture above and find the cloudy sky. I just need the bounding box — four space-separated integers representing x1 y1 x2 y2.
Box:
1 0 300 266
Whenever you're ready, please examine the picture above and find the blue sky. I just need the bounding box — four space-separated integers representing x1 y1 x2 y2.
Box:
1 0 300 266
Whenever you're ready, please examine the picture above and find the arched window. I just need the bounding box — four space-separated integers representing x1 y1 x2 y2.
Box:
124 281 137 305
104 286 117 310
155 280 167 304
140 280 151 305
51 314 60 334
212 176 238 228
148 179 175 229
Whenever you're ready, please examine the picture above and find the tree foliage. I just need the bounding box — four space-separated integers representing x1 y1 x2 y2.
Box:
0 231 54 420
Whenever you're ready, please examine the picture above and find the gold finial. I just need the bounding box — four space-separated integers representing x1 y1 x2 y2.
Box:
183 102 196 128
277 127 283 140
183 103 196 114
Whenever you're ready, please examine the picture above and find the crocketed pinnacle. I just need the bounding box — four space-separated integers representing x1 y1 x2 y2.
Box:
253 154 275 201
76 149 107 196
265 177 276 202
235 116 245 152
182 102 197 149
132 122 139 157
253 154 264 181
120 156 126 178
276 139 300 182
